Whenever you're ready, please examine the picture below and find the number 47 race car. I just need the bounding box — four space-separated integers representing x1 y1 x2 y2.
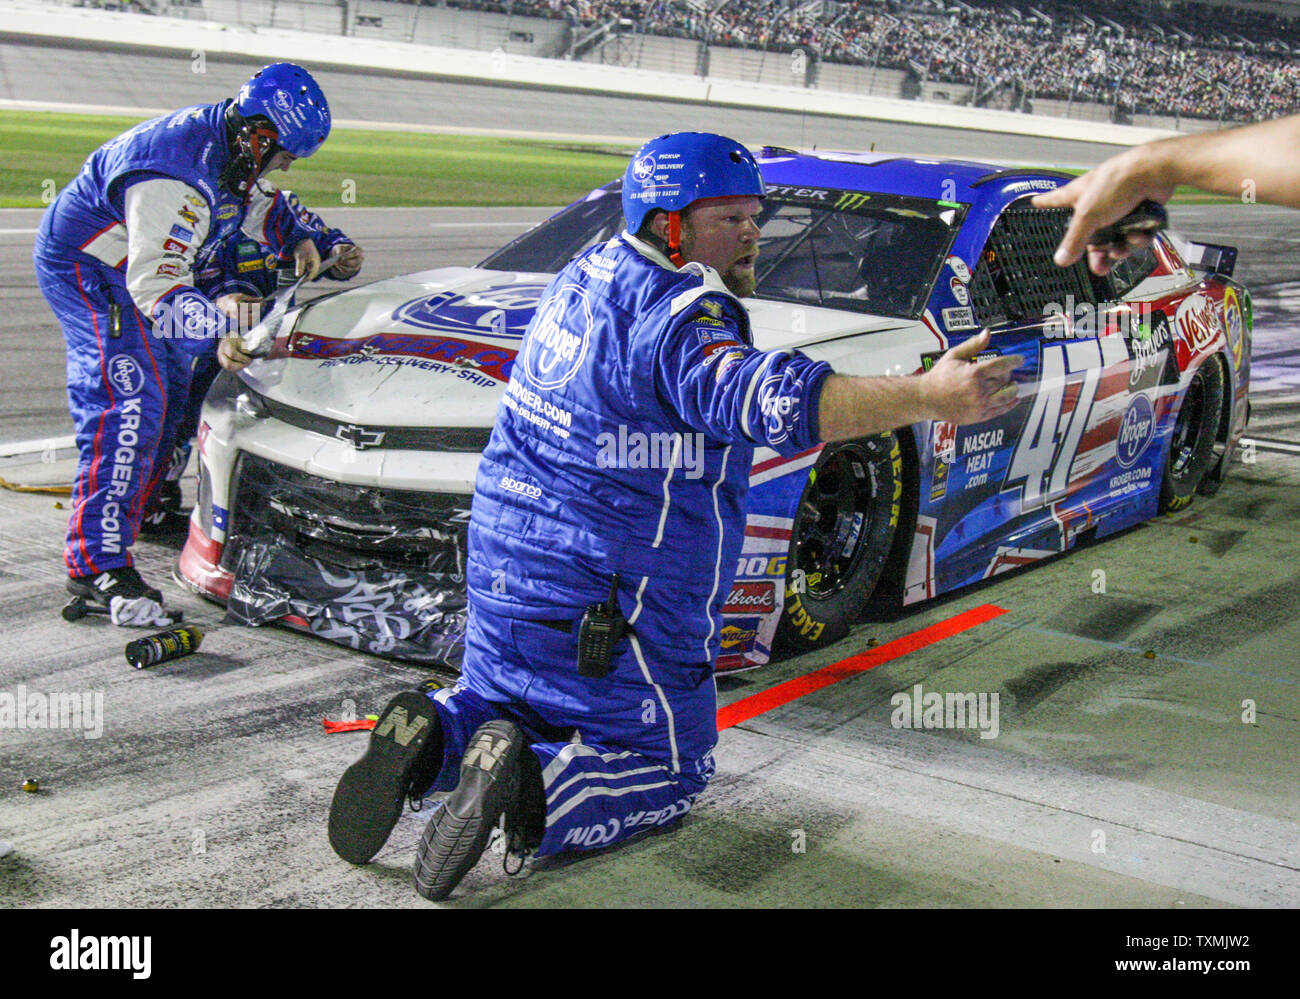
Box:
177 149 1250 673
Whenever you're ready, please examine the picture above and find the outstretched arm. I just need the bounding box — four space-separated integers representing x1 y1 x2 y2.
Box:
1034 114 1300 274
817 331 1022 441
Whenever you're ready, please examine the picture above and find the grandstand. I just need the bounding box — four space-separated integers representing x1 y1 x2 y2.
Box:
53 0 1300 126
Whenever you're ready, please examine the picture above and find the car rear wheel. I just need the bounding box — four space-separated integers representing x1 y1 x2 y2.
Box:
1160 357 1225 513
777 434 903 651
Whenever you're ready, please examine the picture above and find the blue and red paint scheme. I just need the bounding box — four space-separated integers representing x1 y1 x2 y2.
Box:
179 150 1250 672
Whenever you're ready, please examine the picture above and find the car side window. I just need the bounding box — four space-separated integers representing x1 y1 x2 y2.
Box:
1103 243 1159 299
756 202 953 319
969 206 1097 327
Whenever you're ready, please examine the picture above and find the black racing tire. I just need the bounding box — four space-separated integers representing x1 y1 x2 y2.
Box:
1160 356 1225 514
776 434 903 652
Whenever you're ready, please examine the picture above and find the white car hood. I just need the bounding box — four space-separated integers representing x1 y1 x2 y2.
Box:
240 267 940 427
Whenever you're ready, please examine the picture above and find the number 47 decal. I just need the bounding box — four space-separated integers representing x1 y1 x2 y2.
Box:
1007 339 1104 509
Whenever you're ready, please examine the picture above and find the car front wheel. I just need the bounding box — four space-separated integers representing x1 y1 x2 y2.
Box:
777 434 903 651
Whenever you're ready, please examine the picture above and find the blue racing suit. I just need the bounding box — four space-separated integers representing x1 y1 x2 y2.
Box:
425 232 833 856
33 103 322 577
172 196 355 470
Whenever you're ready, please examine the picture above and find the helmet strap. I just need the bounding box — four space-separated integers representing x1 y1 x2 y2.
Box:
666 210 685 268
220 111 280 201
245 125 279 170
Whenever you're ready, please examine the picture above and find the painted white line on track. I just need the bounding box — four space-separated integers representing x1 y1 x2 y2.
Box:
427 222 539 228
0 228 39 234
0 99 644 145
1242 436 1300 455
1 435 75 457
1179 205 1298 212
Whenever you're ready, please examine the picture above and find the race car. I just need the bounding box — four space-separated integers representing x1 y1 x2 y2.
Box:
177 149 1251 673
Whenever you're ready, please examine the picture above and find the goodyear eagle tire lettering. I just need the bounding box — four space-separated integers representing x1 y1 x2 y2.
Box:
776 433 903 652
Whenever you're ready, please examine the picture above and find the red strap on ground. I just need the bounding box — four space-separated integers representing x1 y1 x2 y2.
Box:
323 718 377 734
716 603 1008 731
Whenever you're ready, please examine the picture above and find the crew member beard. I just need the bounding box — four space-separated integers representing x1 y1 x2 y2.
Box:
721 249 758 298
679 221 760 298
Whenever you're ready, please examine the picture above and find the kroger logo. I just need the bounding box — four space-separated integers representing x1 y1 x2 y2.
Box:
521 284 591 390
757 374 799 445
393 282 547 340
632 154 657 183
1116 392 1155 469
107 355 144 397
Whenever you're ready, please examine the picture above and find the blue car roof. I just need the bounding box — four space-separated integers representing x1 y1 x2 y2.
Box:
755 148 1069 208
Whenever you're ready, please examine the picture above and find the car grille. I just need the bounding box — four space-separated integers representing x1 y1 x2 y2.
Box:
226 453 470 575
242 386 492 452
969 206 1095 324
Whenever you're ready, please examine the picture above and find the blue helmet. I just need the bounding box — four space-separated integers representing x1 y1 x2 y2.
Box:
235 63 331 158
622 132 765 234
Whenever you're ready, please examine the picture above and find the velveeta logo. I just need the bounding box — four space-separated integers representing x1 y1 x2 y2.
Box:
1175 293 1221 351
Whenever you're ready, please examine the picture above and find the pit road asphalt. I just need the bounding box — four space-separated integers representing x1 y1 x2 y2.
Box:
1 41 1298 913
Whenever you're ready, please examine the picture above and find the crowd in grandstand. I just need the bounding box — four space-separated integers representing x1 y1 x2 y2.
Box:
88 0 1300 123
451 0 1300 122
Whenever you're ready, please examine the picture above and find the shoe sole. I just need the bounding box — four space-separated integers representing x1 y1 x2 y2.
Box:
413 720 523 901
66 576 163 605
328 691 442 866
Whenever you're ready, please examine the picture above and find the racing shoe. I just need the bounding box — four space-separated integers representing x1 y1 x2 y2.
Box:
413 719 544 901
136 507 191 544
65 567 177 627
138 482 190 544
152 479 184 514
328 691 445 865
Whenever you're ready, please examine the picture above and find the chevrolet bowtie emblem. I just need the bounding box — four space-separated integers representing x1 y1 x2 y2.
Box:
335 424 386 449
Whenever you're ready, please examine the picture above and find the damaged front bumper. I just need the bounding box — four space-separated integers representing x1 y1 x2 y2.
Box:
178 372 482 669
221 454 471 667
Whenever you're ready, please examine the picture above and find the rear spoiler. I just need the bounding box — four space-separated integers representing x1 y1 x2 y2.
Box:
1175 236 1238 278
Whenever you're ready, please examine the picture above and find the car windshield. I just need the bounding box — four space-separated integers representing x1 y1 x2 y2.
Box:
481 182 964 320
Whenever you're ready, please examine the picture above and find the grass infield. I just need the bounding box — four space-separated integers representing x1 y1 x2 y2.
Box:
0 109 1237 208
0 111 630 208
